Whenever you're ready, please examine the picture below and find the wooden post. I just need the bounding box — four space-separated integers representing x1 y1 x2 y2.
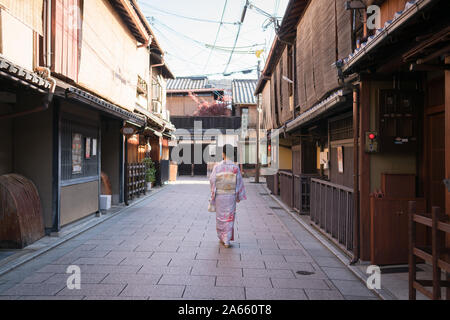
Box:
445 56 450 299
352 86 360 263
359 80 371 261
445 56 450 218
408 201 417 300
432 206 441 300
256 60 261 183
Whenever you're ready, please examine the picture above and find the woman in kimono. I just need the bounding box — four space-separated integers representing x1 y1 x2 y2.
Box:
209 144 247 248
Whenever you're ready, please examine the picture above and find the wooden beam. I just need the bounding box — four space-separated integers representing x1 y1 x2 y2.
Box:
403 26 450 62
117 0 149 44
417 45 450 65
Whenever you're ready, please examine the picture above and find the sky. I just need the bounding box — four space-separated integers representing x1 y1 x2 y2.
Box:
137 0 289 79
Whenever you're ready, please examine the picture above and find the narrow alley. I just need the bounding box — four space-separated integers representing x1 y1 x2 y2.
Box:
0 178 376 300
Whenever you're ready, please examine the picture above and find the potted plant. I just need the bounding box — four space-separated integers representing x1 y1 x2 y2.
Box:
142 158 156 191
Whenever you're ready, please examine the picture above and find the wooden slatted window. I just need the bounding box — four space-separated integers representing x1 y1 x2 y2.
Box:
330 116 353 141
0 0 44 35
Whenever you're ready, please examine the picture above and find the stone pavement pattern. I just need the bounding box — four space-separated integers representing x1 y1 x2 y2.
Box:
0 178 378 300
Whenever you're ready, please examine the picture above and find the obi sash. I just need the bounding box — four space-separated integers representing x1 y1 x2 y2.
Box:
215 172 237 195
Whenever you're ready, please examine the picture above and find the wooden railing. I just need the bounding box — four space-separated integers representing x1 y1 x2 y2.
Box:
310 178 354 252
126 163 146 203
279 171 293 208
293 174 320 214
266 173 279 196
409 202 450 300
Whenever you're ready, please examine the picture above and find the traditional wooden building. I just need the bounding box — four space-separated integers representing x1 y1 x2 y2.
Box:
232 79 262 175
167 77 239 176
125 20 176 189
0 0 174 246
258 0 449 275
337 0 449 267
167 77 228 116
256 0 355 253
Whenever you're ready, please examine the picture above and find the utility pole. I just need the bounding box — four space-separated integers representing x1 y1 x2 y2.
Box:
255 60 261 183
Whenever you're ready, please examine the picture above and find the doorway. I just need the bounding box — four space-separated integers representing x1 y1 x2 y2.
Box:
426 110 446 212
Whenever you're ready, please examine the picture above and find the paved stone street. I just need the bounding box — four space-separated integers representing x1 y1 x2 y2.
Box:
0 178 378 300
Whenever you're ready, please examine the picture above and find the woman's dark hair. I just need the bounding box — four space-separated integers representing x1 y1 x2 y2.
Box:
222 144 234 159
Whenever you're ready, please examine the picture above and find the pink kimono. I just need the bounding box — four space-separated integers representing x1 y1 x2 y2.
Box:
209 160 247 245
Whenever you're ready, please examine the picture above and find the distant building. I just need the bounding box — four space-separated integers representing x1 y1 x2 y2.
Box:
232 79 266 176
166 77 239 176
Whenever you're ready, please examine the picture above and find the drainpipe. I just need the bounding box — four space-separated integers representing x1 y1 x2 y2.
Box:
0 67 56 120
46 0 52 69
351 85 360 264
152 61 165 68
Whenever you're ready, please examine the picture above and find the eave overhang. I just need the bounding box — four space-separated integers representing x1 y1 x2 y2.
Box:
0 55 51 93
339 0 439 76
65 87 146 127
286 90 350 133
255 0 309 94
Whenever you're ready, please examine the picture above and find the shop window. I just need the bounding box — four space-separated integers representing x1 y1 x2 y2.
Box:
61 118 99 182
330 116 353 141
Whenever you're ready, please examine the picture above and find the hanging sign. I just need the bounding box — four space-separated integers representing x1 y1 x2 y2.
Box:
85 137 91 159
72 133 83 174
337 146 344 173
121 126 137 136
92 139 97 157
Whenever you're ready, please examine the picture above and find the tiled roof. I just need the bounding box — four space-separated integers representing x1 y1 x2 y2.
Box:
340 0 434 74
286 90 348 132
66 87 146 127
167 77 210 91
232 79 257 105
0 55 51 91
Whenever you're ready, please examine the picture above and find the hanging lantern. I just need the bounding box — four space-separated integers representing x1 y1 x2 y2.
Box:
128 134 139 145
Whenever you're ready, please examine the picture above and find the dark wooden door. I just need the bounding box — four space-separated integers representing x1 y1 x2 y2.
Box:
371 197 426 265
427 112 446 212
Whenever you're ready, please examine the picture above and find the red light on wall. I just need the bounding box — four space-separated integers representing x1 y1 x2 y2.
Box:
369 133 376 140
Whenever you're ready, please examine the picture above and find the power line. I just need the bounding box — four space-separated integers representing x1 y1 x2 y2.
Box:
190 66 257 78
149 17 262 54
139 2 238 25
151 25 200 75
223 1 249 74
203 0 228 73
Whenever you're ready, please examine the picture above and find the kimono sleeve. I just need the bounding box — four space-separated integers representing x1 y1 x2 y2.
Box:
209 163 218 201
235 166 247 201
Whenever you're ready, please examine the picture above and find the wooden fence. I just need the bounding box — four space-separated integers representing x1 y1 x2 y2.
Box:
266 173 279 195
126 163 146 203
310 178 354 252
279 171 293 208
294 174 320 214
